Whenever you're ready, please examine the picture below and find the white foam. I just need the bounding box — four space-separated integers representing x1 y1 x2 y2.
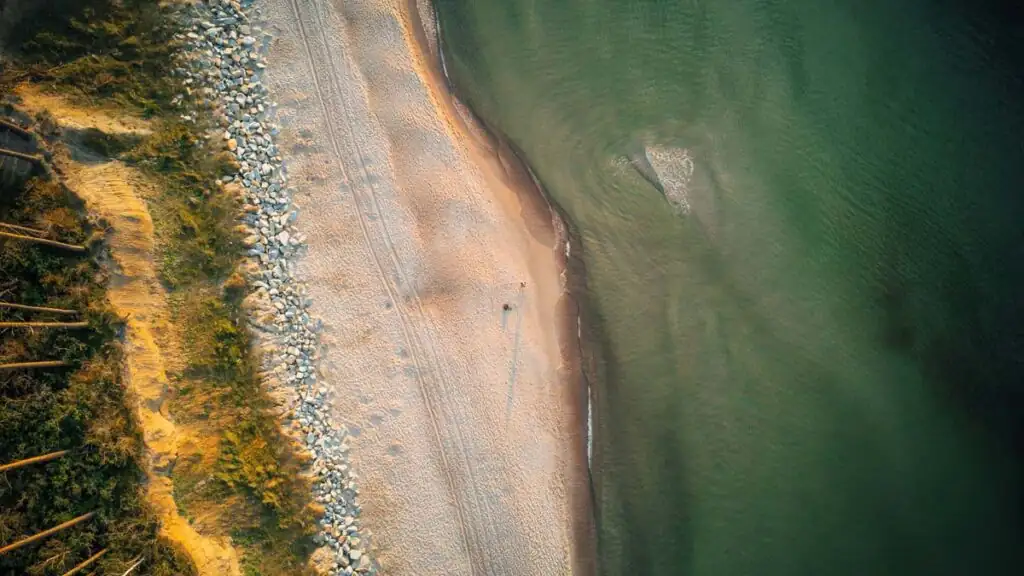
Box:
644 145 694 215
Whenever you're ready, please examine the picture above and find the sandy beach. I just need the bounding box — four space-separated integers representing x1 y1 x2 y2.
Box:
259 0 593 573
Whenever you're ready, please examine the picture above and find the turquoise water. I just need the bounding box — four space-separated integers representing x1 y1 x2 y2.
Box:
434 0 1024 574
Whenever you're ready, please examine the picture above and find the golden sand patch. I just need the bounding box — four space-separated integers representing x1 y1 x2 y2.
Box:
23 88 241 576
63 159 241 576
14 84 153 136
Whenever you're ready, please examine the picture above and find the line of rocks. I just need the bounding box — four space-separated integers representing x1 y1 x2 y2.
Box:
175 1 374 574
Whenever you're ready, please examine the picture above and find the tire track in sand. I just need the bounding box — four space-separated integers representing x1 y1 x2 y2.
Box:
286 1 492 573
309 2 517 566
298 2 516 567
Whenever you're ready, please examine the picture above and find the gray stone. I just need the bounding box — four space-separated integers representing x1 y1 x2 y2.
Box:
185 5 371 571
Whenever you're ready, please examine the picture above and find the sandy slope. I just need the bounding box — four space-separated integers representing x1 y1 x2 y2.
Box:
260 0 591 573
65 160 241 576
35 89 241 575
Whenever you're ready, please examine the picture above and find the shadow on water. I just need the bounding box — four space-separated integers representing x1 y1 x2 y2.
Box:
876 241 1024 464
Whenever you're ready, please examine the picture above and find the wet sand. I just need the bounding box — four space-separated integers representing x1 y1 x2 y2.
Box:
259 0 592 573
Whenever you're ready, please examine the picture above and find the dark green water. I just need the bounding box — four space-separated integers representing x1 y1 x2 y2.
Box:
434 0 1024 574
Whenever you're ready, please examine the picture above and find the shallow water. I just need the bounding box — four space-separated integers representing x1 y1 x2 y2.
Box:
434 0 1024 573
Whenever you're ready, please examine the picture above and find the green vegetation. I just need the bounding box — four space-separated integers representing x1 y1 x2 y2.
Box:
3 0 317 573
0 174 194 574
77 126 139 158
4 0 179 115
123 121 241 287
127 117 318 575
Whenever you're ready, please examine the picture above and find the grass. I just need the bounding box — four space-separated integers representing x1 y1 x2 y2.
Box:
130 117 318 575
0 176 195 574
2 0 179 116
125 120 242 287
3 0 318 573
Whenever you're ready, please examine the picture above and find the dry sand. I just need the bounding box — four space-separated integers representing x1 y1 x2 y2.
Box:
260 0 593 573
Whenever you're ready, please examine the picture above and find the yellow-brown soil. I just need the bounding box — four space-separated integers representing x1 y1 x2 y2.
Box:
15 84 152 136
23 88 242 576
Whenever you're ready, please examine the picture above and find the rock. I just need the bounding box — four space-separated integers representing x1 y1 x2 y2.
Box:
184 4 371 572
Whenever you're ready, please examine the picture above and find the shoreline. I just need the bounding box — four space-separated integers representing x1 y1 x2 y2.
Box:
407 2 601 573
258 0 597 572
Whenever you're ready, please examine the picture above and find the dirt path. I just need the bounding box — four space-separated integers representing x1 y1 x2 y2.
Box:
262 0 589 573
22 89 242 576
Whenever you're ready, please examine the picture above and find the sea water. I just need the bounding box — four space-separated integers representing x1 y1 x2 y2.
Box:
434 0 1024 574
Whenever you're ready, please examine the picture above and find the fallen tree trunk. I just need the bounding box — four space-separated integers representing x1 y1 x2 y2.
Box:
0 450 70 473
61 548 107 576
0 302 78 315
0 230 87 252
0 221 48 237
0 360 69 371
0 321 89 328
0 146 42 165
0 119 33 139
120 557 145 576
0 511 96 556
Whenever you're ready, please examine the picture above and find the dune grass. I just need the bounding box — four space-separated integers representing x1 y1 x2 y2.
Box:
3 1 317 573
0 173 195 574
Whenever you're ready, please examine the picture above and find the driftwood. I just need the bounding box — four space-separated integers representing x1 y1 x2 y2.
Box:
61 548 107 576
0 119 33 139
0 360 69 370
0 230 87 252
0 302 78 315
0 511 96 556
0 450 70 474
0 321 89 328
